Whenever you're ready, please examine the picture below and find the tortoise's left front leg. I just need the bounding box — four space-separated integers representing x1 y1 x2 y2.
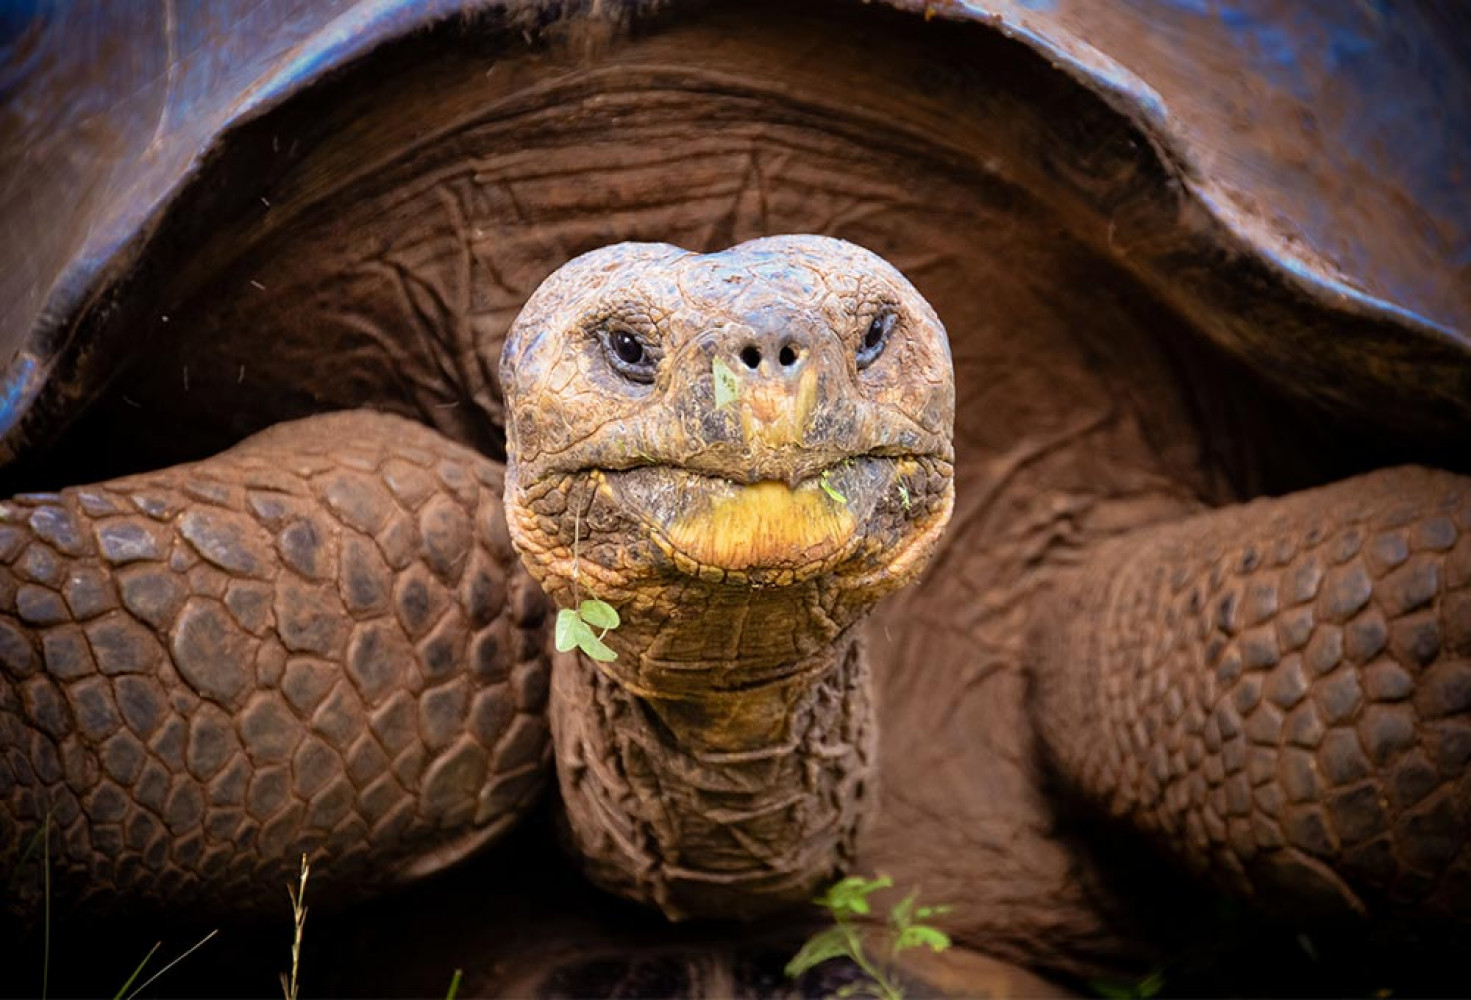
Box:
1031 466 1470 924
0 410 550 912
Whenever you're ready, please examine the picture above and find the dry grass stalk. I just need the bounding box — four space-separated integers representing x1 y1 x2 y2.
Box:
281 854 311 1000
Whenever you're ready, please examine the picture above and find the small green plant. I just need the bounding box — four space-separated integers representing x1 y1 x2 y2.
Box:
713 356 741 409
819 469 847 505
786 876 951 1000
897 481 911 511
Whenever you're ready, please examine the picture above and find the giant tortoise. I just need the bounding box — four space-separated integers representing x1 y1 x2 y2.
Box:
2 1 1469 996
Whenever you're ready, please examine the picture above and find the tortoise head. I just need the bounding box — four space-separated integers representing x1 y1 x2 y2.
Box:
500 235 954 695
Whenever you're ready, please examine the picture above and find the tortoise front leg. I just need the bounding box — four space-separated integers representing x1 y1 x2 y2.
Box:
1032 466 1470 922
0 410 550 911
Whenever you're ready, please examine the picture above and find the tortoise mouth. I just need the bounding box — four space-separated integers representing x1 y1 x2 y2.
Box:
596 452 950 582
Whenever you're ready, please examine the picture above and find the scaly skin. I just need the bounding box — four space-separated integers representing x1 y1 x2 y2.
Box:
500 235 956 918
1034 466 1471 924
3 227 1466 991
0 411 550 910
550 634 875 921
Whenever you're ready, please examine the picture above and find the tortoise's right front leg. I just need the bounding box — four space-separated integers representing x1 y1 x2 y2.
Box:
0 410 550 911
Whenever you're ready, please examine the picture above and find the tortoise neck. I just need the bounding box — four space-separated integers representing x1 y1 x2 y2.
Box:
549 633 875 920
586 575 872 697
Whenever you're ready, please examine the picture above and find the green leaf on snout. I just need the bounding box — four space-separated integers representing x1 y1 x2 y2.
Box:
578 598 620 630
713 356 741 410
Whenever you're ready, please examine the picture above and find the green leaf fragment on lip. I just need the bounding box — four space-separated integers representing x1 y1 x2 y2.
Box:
712 356 741 409
819 470 848 504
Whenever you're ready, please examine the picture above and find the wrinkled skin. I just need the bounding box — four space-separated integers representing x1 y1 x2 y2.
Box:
499 236 1471 939
2 247 1468 995
500 236 954 918
1 3 1469 996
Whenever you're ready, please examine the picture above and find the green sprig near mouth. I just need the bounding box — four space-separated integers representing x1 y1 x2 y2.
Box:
556 598 622 662
819 469 848 505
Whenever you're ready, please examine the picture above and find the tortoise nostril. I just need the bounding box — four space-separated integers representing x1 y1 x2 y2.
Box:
778 343 800 368
739 344 762 370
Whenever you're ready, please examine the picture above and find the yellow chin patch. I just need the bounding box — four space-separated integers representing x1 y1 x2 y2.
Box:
665 481 857 570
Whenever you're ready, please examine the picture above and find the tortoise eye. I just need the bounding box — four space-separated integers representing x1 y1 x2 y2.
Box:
612 330 643 365
858 310 896 369
601 327 658 383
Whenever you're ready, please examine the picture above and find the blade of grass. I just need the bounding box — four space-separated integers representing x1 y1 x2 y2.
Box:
445 968 464 1000
6 820 47 892
125 929 218 1000
42 813 50 1000
112 942 161 1000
